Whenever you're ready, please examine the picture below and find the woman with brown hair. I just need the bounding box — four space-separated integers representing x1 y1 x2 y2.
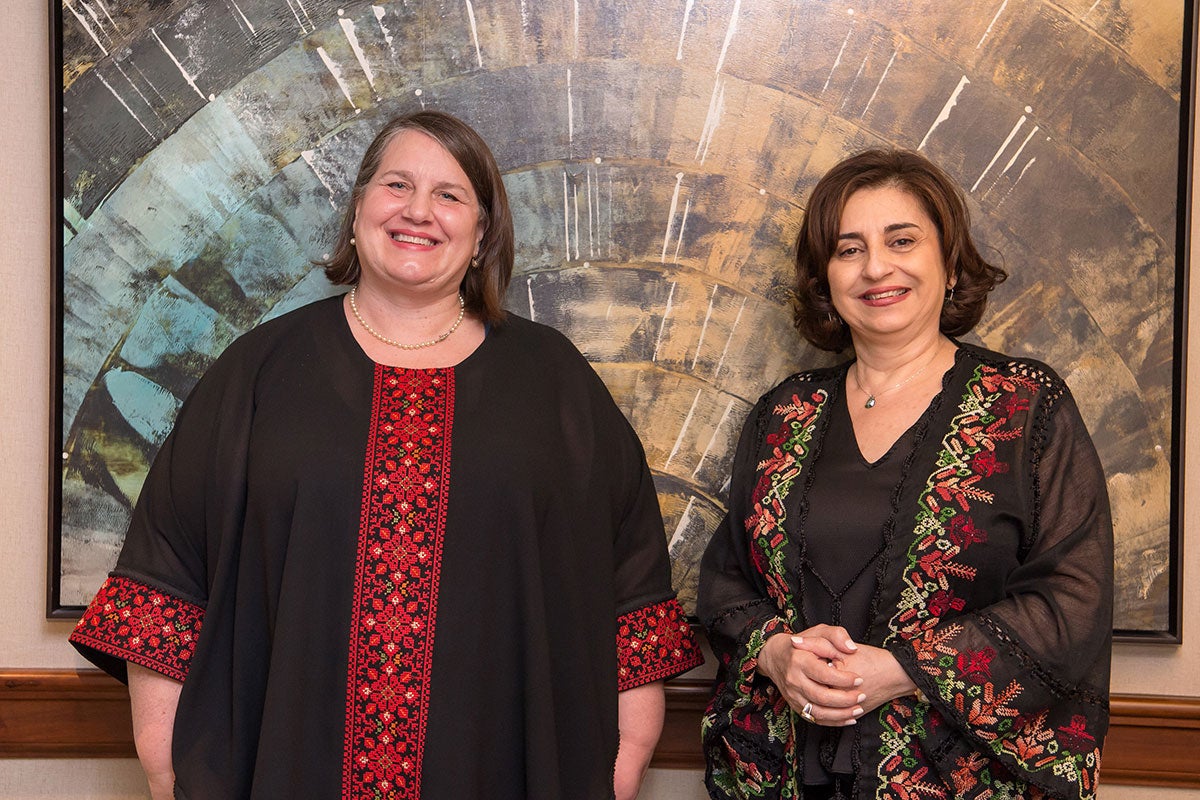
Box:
699 148 1111 799
71 110 702 800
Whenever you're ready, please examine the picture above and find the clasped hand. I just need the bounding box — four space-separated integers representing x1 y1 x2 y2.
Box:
755 624 917 726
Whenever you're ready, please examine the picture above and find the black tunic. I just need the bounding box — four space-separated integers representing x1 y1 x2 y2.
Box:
71 296 703 800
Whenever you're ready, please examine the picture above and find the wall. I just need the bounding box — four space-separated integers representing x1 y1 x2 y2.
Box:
0 0 1196 797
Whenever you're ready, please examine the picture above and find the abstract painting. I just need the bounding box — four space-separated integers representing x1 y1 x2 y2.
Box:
53 0 1188 638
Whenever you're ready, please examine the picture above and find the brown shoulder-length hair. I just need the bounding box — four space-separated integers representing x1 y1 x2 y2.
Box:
318 110 515 325
792 148 1007 352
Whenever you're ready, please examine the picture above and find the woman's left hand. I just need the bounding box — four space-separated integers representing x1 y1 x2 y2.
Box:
791 638 916 715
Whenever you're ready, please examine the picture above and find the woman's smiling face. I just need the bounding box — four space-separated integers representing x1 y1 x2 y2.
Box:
827 184 952 346
352 129 484 298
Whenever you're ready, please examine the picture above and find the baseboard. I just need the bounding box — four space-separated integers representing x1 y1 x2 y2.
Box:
2 671 1197 787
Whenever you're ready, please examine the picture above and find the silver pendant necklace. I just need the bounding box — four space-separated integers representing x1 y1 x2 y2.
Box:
851 348 942 409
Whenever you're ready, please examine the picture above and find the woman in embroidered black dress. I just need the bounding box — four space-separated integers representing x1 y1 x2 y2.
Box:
70 110 702 800
698 149 1112 800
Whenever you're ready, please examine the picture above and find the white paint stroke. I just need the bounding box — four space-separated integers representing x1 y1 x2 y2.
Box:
284 0 309 34
971 111 1027 192
64 0 108 56
691 284 718 371
606 302 613 320
996 157 1038 210
822 28 853 95
340 17 376 88
714 0 741 74
129 58 171 109
228 0 257 35
586 167 595 259
672 198 692 264
112 61 163 128
607 173 615 259
1087 0 1103 14
373 6 394 49
662 172 685 263
95 71 154 139
861 49 897 119
664 389 701 469
669 497 697 550
653 282 678 363
150 29 206 100
301 149 339 209
567 68 575 146
714 296 747 378
562 171 571 260
918 75 969 150
520 0 531 33
572 176 580 260
677 0 695 60
317 47 358 110
95 0 117 26
79 0 108 32
1000 125 1039 176
284 0 315 33
696 78 726 163
840 46 871 113
465 0 484 67
694 398 735 478
527 276 537 321
1015 156 1037 184
976 0 1009 50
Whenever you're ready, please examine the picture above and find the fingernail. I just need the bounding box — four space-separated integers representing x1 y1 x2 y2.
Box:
842 719 857 726
852 707 864 717
853 678 864 687
857 693 867 703
845 640 858 651
791 635 804 645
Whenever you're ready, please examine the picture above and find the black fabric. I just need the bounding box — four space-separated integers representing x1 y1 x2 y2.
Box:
72 295 690 800
799 392 914 780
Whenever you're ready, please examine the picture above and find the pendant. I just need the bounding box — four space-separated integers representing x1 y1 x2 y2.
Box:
864 395 876 409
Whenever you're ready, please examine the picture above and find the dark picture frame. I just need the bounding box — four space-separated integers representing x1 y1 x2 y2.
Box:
49 0 1189 640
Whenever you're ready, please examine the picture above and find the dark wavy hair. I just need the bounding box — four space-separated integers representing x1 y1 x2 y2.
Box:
792 148 1006 352
318 110 514 325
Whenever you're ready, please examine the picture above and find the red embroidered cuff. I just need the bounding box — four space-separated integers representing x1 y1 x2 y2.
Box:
616 598 704 691
69 575 204 682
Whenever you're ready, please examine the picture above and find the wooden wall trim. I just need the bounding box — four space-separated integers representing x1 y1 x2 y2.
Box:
2 671 1197 788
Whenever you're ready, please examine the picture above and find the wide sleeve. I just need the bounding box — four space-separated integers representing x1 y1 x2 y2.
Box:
698 394 800 800
611 414 705 691
889 386 1113 799
69 349 254 684
697 395 793 691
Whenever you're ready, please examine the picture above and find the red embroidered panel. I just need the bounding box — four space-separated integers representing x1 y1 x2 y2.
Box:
343 367 454 800
68 575 204 682
616 598 704 690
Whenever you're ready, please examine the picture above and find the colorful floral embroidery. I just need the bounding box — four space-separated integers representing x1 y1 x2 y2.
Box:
878 364 1100 800
616 598 704 690
69 575 203 682
343 367 453 800
704 387 829 798
745 389 828 619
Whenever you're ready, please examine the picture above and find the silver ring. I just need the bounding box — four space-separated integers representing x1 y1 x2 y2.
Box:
800 701 816 723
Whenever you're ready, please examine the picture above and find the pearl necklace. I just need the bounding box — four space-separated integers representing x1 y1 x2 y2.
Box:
851 348 942 409
348 285 466 350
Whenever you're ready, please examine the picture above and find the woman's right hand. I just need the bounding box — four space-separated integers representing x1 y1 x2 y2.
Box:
756 625 866 726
